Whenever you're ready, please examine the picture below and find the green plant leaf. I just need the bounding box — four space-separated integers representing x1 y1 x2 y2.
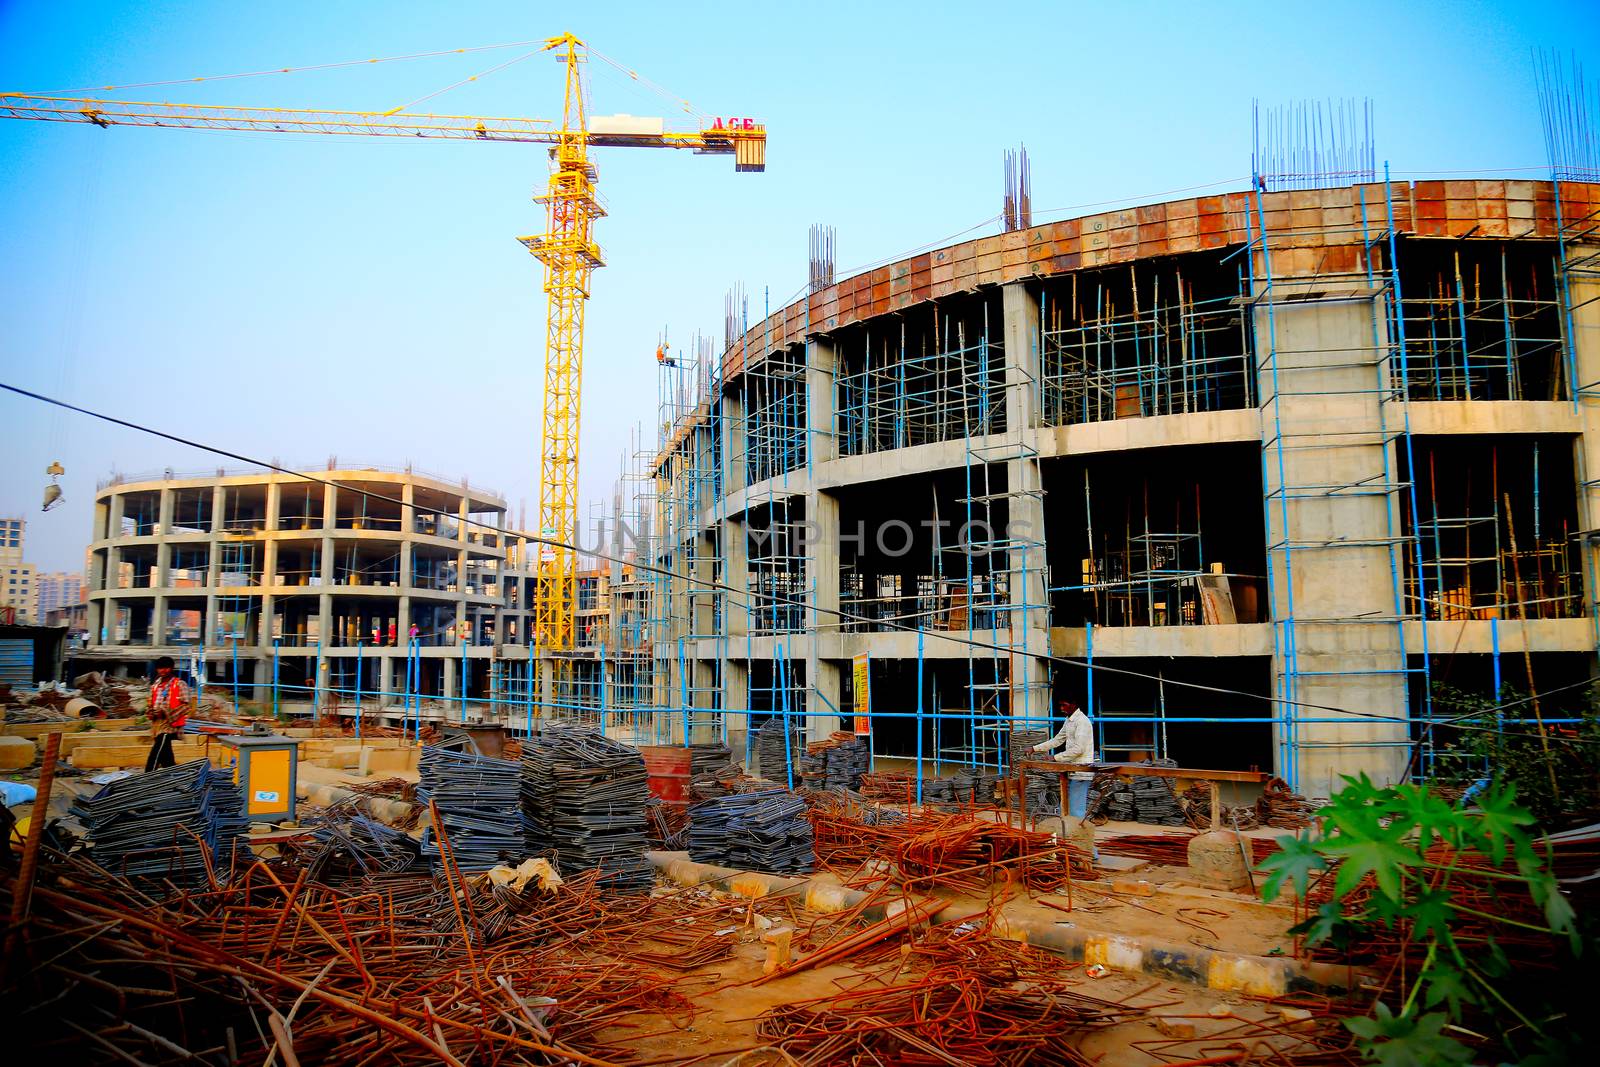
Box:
1288 901 1355 948
1421 961 1472 1019
1469 781 1535 866
1257 831 1325 902
1321 824 1422 902
1400 889 1458 949
1391 785 1460 852
1346 1004 1473 1067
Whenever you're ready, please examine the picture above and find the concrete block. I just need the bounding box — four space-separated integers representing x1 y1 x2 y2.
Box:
1153 1014 1197 1039
0 735 37 770
59 731 153 755
761 927 794 974
1188 832 1253 891
1110 878 1155 897
70 742 207 769
1279 1007 1315 1029
359 746 418 776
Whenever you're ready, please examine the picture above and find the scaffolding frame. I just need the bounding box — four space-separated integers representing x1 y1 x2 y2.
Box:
1039 262 1255 426
835 293 1006 456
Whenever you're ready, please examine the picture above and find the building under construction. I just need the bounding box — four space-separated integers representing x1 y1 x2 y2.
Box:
576 173 1600 798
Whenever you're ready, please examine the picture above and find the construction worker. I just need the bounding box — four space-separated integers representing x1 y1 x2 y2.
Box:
144 656 190 772
1033 699 1096 817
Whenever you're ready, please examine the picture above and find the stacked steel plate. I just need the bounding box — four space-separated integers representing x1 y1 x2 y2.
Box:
73 761 247 888
687 788 813 874
417 747 527 872
521 727 654 892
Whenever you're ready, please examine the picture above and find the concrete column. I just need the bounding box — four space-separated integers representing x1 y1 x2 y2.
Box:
316 592 332 654
443 653 457 702
723 389 748 495
258 482 281 649
204 487 224 646
723 657 750 755
1256 243 1408 793
96 494 114 543
1001 283 1040 435
805 489 842 740
379 652 395 705
725 516 749 639
152 488 173 643
808 335 840 464
104 496 124 643
1001 282 1053 725
455 495 470 639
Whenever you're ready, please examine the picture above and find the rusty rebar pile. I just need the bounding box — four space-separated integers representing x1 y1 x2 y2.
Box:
810 807 1093 889
757 924 1139 1065
4 852 701 1066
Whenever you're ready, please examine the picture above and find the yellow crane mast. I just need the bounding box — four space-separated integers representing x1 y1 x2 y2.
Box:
1 33 766 661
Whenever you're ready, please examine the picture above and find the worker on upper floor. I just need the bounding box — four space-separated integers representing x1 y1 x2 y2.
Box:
1034 699 1096 818
144 656 191 772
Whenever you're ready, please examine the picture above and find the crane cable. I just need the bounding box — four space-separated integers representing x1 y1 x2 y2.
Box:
38 39 551 96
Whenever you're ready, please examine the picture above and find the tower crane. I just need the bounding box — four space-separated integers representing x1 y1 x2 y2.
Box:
0 32 766 662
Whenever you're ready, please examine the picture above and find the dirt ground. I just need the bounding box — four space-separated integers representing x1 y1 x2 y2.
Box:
585 880 1339 1065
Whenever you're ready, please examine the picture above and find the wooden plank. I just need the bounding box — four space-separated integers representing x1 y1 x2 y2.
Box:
1018 760 1270 784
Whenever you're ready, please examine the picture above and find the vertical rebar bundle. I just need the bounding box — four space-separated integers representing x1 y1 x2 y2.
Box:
1251 98 1375 191
1002 145 1031 232
724 282 747 352
808 224 836 295
1535 50 1600 182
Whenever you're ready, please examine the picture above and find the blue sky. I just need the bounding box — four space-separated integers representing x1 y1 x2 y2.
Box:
0 0 1589 571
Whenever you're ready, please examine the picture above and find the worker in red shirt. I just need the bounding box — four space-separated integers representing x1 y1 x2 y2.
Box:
144 655 190 772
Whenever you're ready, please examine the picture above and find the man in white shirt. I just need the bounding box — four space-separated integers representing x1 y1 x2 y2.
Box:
1033 700 1096 817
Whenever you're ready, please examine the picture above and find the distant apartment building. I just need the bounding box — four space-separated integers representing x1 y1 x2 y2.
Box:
36 571 83 620
83 466 539 705
0 517 36 624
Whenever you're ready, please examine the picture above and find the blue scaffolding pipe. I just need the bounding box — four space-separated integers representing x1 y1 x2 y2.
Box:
777 643 794 790
1383 165 1436 758
915 627 925 804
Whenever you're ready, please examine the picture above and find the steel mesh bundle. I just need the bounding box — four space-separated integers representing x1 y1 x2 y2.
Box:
798 731 870 792
417 746 527 872
688 788 813 874
521 726 654 892
73 760 247 888
755 716 801 784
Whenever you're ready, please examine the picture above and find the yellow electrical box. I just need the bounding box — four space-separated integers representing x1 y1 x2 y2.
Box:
219 730 300 823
